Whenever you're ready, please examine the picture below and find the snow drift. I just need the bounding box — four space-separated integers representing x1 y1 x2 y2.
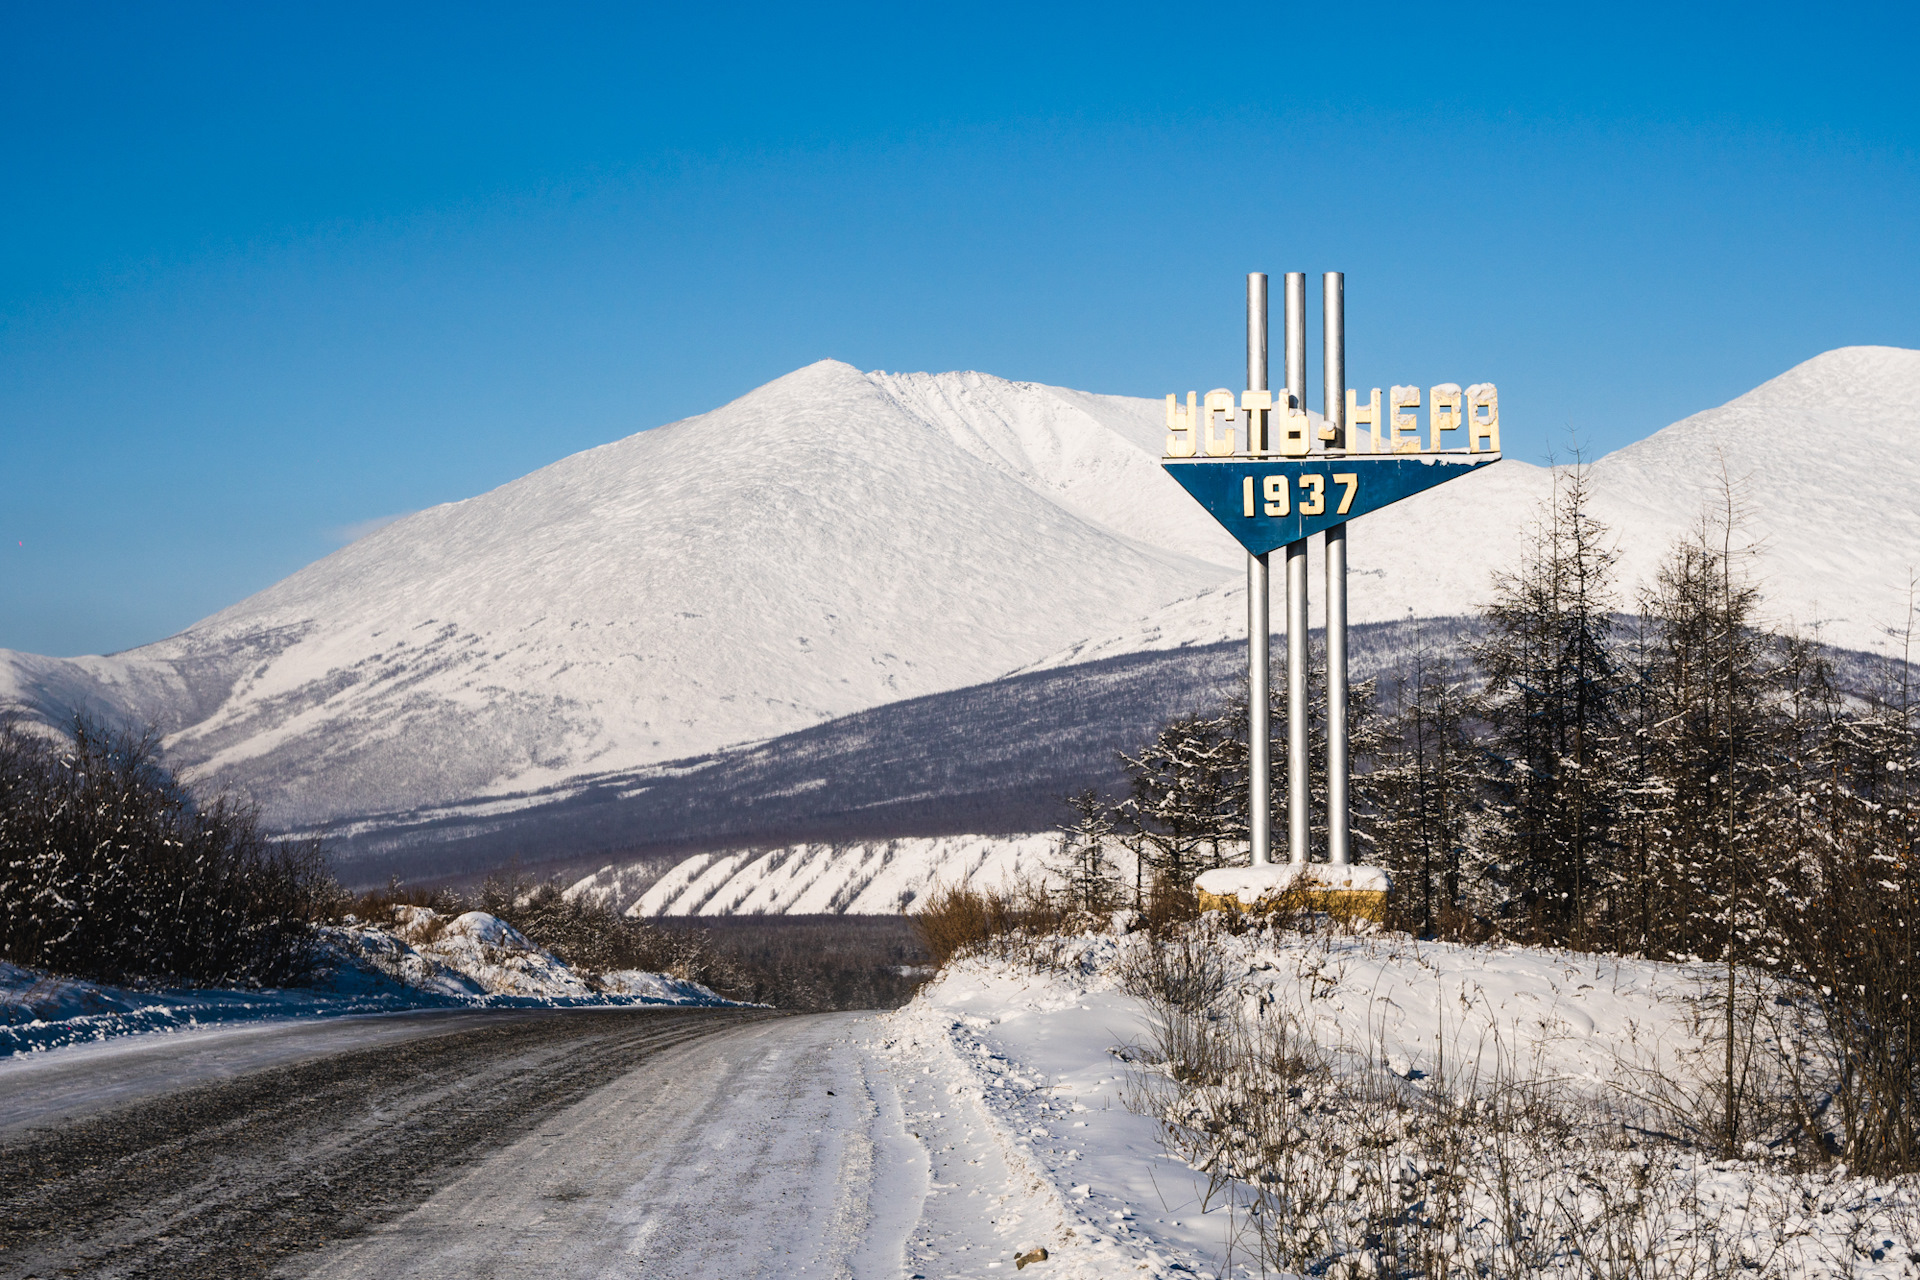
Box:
0 907 730 1056
886 926 1920 1277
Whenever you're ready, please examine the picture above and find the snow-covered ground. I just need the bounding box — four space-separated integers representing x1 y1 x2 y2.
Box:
882 926 1920 1278
10 917 1916 1276
879 942 1228 1277
0 907 731 1056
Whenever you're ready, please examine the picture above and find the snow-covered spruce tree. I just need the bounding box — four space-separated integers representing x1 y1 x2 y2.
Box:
1371 651 1490 938
1052 788 1122 914
0 715 327 986
1117 703 1246 901
1472 462 1626 947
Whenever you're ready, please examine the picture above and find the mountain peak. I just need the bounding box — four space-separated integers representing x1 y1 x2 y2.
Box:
1728 345 1920 421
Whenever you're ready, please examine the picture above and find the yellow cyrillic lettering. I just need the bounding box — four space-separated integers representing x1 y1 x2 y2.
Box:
1390 386 1422 453
1346 388 1381 454
1466 383 1501 453
1165 392 1198 458
1429 383 1462 451
1203 389 1237 457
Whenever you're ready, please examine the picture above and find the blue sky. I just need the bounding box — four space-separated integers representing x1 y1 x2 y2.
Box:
3 1 1916 656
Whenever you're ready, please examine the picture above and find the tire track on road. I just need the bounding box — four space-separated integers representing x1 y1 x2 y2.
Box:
0 1008 775 1280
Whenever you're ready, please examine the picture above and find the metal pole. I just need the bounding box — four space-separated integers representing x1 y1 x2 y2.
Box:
1284 272 1310 865
1246 273 1270 867
1323 271 1350 866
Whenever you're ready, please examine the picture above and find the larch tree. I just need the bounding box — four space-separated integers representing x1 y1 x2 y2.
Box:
1473 462 1626 946
1371 651 1487 937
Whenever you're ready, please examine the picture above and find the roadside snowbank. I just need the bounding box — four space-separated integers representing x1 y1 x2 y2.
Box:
881 934 1235 1277
883 926 1920 1278
1 907 733 1057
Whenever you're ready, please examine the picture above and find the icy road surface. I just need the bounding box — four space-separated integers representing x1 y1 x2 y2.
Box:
0 1009 775 1279
2 993 1222 1279
0 1006 561 1140
295 1011 926 1279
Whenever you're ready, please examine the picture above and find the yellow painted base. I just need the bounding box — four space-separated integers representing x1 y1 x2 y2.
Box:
1195 885 1388 924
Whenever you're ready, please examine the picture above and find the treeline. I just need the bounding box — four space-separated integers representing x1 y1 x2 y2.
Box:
0 716 332 986
1058 470 1917 1168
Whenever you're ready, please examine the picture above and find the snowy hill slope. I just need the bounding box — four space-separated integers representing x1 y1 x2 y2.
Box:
0 362 1237 825
2 348 1914 843
1593 345 1920 642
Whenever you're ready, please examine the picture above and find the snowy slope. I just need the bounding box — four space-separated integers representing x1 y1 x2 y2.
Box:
0 363 1234 825
1591 345 1920 643
565 834 1075 918
891 930 1920 1279
2 348 1914 837
0 909 730 1056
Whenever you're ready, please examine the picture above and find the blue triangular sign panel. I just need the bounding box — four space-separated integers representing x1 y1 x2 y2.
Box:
1163 454 1501 555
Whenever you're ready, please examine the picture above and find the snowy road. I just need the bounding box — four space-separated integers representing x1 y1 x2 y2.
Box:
294 1011 926 1279
0 1006 572 1141
0 1007 1090 1280
1 997 1206 1279
0 1008 778 1279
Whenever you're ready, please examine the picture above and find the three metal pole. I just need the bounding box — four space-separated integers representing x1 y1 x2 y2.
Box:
1244 270 1350 870
1245 274 1271 867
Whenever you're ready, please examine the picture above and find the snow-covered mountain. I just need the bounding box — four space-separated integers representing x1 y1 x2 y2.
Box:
0 362 1243 824
2 347 1915 839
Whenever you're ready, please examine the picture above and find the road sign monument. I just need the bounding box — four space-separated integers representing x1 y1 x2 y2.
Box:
1177 273 1501 916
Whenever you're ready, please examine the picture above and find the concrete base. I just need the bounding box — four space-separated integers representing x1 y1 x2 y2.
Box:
1193 863 1390 923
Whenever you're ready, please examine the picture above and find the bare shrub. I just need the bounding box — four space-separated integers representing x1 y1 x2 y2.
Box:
332 875 464 924
663 914 930 1011
909 880 1065 968
1765 814 1919 1174
1119 926 1819 1279
1118 927 1227 1017
0 715 331 987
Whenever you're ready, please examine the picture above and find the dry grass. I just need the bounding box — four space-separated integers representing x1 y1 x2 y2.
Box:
1115 926 1862 1280
908 880 1067 967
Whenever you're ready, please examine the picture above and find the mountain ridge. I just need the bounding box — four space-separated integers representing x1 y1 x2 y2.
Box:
3 347 1915 845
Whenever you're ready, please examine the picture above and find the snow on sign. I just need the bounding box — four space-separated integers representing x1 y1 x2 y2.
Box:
1173 273 1503 917
1161 383 1501 556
